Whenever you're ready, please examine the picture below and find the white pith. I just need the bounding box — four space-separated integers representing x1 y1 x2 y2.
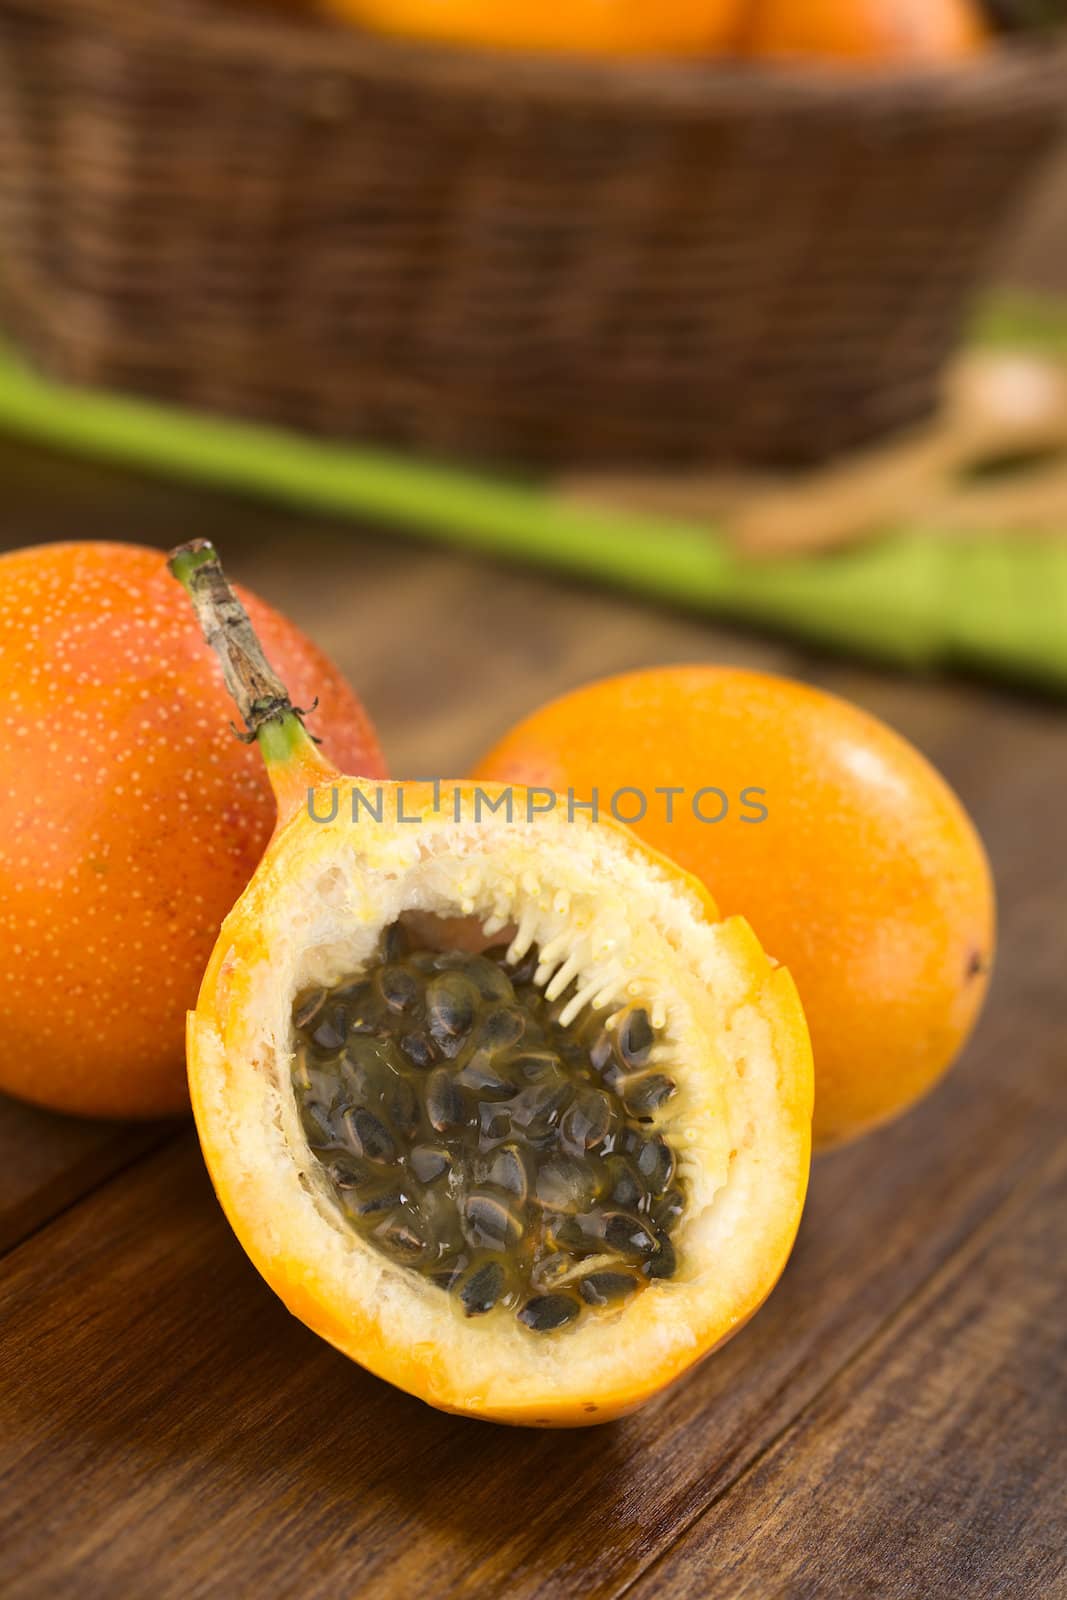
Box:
190 780 811 1418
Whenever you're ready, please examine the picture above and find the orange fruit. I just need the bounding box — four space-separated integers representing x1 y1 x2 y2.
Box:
0 542 386 1120
173 541 812 1424
472 666 995 1148
322 0 745 56
743 0 987 63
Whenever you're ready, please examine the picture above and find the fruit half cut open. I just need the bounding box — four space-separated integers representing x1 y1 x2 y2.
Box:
189 776 812 1425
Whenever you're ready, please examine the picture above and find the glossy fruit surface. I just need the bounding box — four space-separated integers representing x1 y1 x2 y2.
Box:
744 0 987 62
0 542 385 1119
472 666 995 1148
322 0 744 55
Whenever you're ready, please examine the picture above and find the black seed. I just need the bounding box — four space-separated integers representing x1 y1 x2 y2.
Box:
604 1157 644 1212
559 1088 614 1153
377 965 420 1013
623 1073 676 1117
426 1067 464 1133
461 956 516 1003
644 1233 677 1280
535 1157 592 1214
310 1004 348 1052
603 1212 658 1258
374 1208 427 1262
633 1135 674 1194
427 973 477 1042
547 1214 585 1251
400 1031 437 1069
478 1005 526 1051
518 1294 580 1332
293 989 327 1030
510 1082 573 1138
618 1007 654 1068
486 1145 528 1202
326 1155 375 1192
344 1108 396 1164
579 1271 640 1307
294 1068 335 1132
463 1192 524 1252
460 1260 505 1316
349 1184 404 1218
299 1095 336 1147
410 1144 451 1184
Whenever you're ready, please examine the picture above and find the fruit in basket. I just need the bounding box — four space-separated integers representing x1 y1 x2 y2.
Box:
0 542 384 1120
744 0 988 61
472 667 995 1150
169 542 811 1425
322 0 745 56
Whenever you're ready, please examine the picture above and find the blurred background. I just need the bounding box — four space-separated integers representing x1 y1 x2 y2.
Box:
0 0 1065 712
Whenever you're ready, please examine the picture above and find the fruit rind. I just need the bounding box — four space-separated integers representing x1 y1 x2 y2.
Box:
188 780 812 1424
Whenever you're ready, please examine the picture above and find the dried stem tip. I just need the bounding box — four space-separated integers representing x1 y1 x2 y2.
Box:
167 539 304 743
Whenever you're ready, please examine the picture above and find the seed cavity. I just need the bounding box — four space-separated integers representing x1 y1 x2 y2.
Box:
291 922 686 1334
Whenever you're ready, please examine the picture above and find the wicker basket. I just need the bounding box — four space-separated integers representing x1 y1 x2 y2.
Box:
0 0 1063 470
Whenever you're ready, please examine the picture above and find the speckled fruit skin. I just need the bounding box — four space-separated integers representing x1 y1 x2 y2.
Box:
472 667 996 1149
323 0 744 55
0 542 386 1120
743 0 986 62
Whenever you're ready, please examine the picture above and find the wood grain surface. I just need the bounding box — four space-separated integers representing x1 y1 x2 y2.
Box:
0 437 1064 1600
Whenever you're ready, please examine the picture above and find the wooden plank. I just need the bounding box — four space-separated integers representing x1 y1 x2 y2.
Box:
0 1094 175 1257
631 1141 1067 1600
0 761 1061 1600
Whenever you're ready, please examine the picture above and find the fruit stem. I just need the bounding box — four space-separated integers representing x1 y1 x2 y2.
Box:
167 540 338 823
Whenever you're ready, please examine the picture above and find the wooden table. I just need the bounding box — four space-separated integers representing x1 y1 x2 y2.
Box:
1 439 1064 1600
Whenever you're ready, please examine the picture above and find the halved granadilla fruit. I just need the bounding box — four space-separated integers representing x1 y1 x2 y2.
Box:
169 541 813 1426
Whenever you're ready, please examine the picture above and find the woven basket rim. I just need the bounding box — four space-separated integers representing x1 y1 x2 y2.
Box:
7 0 1067 118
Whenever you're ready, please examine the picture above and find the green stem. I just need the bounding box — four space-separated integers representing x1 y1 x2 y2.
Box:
167 540 337 810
